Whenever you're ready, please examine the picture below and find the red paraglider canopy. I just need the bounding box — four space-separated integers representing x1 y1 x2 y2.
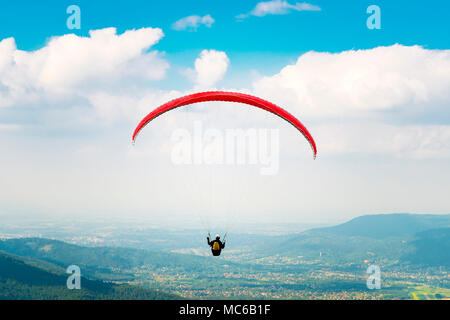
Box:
132 91 317 158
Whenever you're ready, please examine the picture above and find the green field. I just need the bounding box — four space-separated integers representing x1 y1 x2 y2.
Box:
409 286 450 300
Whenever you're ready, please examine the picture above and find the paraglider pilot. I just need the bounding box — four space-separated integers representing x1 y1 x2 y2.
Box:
207 233 225 256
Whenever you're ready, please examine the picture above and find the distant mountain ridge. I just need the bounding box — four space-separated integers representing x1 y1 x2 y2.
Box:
272 213 450 267
310 213 450 239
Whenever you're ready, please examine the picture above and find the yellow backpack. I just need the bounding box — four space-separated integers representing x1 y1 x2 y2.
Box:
212 241 220 251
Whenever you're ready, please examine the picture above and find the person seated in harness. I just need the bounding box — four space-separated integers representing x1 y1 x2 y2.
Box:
207 234 225 256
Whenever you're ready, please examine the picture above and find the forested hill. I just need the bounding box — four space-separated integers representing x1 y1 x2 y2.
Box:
0 237 235 278
0 250 179 300
402 228 450 267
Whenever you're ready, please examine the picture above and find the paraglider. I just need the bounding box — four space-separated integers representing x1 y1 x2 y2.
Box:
207 233 225 256
132 91 317 159
132 91 317 256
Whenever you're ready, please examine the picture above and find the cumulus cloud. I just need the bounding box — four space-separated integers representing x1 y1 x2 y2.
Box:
237 0 321 19
0 27 168 108
172 14 215 31
250 45 450 160
184 49 230 88
2 29 450 162
253 45 450 120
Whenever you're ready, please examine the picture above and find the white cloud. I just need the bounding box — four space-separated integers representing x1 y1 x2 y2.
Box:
2 32 450 161
0 27 168 107
184 49 230 89
237 0 321 19
253 45 450 119
172 14 215 31
251 45 450 159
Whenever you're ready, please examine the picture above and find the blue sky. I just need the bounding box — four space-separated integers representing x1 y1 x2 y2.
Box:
2 0 449 53
0 1 449 222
